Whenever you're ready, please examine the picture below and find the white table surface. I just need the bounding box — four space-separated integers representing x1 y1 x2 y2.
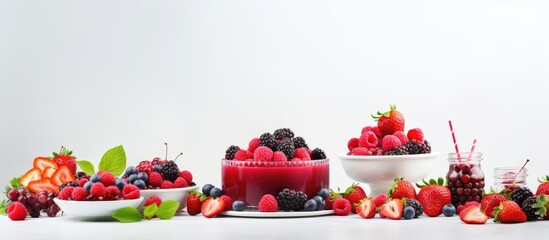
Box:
1 211 545 240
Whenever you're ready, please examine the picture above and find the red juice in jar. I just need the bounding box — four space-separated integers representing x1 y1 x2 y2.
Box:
446 152 484 207
222 159 329 207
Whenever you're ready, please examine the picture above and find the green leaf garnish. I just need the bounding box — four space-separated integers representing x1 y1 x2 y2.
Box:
0 200 7 215
143 204 158 219
77 160 95 176
156 200 179 220
4 177 22 197
112 207 142 223
98 145 126 177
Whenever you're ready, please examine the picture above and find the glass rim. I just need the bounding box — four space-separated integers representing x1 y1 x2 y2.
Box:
447 152 482 162
221 159 329 167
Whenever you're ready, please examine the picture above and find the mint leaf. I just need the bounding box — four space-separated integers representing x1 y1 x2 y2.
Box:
77 160 95 176
112 207 141 223
9 177 21 189
143 204 158 219
0 200 7 215
98 145 126 177
156 200 179 220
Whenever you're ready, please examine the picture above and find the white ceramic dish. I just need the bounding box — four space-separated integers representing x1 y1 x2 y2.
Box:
219 209 334 218
338 152 439 196
140 185 199 210
54 197 144 220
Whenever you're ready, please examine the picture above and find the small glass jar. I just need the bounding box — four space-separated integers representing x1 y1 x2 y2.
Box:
446 152 485 207
493 167 528 194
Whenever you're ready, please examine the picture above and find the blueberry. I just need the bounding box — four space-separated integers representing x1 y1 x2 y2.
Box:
137 172 149 182
442 204 456 217
315 198 326 211
304 199 317 211
403 206 415 220
154 165 163 172
134 179 146 189
83 181 94 192
90 174 102 183
125 166 137 176
210 188 223 198
115 178 126 189
232 201 246 211
202 184 214 196
313 196 324 205
129 174 138 184
317 188 329 200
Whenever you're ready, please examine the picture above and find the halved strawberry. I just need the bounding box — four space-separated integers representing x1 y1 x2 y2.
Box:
33 157 58 171
356 198 376 219
41 166 56 179
459 206 488 224
201 197 225 218
51 165 76 187
20 168 42 187
380 198 404 220
27 178 58 193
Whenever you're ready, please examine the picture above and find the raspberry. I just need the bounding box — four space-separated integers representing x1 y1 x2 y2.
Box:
351 147 369 156
246 150 254 159
233 149 248 161
258 194 278 212
7 202 27 221
347 138 359 151
361 126 374 134
333 198 352 216
290 158 302 161
179 170 193 184
359 131 378 148
407 128 424 142
174 177 189 188
372 126 382 138
160 180 174 189
456 205 466 214
90 182 107 197
122 184 140 199
136 160 154 175
71 187 89 201
382 135 402 151
393 131 408 144
98 172 116 186
272 151 288 162
248 138 260 153
293 148 311 160
149 171 163 188
374 193 388 208
78 178 88 187
145 196 163 207
254 146 274 161
220 195 233 211
58 186 75 200
106 185 120 196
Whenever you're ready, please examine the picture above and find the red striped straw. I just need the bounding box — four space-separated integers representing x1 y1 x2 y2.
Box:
467 139 477 160
448 120 461 160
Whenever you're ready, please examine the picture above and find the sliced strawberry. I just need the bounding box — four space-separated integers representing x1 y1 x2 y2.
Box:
459 206 487 224
41 166 56 178
20 168 42 187
380 198 404 220
51 165 76 187
201 197 225 218
27 178 58 193
33 157 58 171
356 198 376 219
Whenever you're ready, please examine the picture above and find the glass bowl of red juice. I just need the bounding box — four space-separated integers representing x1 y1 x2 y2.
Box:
221 159 329 207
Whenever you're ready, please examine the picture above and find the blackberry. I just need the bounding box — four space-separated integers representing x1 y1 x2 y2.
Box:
59 181 78 191
403 140 430 154
405 198 424 218
385 146 409 155
276 188 308 211
274 128 295 140
225 145 240 160
511 187 534 206
160 160 180 182
259 132 278 150
522 196 539 221
292 136 309 149
277 140 295 159
422 140 432 153
311 148 327 160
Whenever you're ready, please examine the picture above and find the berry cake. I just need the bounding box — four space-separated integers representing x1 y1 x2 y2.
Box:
222 128 329 207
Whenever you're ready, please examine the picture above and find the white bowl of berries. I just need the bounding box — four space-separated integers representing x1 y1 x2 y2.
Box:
140 185 199 210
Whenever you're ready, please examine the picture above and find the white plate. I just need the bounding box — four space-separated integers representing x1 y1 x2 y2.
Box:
219 209 334 218
54 197 144 220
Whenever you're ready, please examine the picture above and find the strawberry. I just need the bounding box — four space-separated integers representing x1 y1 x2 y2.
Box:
343 183 367 213
532 194 549 220
51 165 76 187
187 190 205 216
380 198 404 220
459 206 487 224
41 166 56 178
371 105 405 136
494 200 527 223
27 178 57 193
388 177 416 200
33 157 58 171
480 193 507 218
416 178 451 217
52 147 77 175
201 197 225 218
356 198 376 219
20 168 42 188
536 175 549 196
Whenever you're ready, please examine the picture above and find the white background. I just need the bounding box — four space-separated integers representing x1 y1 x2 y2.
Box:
1 0 549 195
